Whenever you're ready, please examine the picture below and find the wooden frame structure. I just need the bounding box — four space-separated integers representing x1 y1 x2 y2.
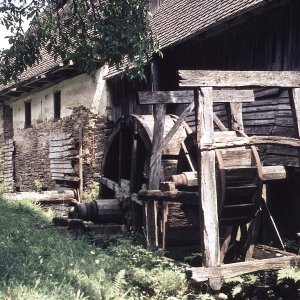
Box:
138 70 300 289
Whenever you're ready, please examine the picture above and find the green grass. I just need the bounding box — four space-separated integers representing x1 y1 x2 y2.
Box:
3 197 297 299
0 198 207 300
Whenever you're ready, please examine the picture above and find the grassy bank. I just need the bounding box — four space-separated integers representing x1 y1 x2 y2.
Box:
1 197 299 299
0 198 203 300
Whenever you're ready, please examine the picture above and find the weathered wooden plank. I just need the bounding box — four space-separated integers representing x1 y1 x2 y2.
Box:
262 166 286 181
220 227 232 263
213 114 228 131
99 176 130 197
179 70 300 87
229 102 244 130
150 101 194 167
4 190 76 202
49 150 78 159
50 133 72 141
52 176 80 182
50 138 75 147
138 190 198 204
196 87 220 270
254 88 280 98
188 256 300 282
243 210 263 261
289 88 300 163
79 128 83 200
138 90 194 104
201 135 300 151
50 167 75 173
147 103 166 250
138 90 254 104
49 145 76 152
50 163 72 169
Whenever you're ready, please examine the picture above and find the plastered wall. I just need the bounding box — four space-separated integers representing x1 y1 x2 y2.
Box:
11 66 109 131
0 65 112 192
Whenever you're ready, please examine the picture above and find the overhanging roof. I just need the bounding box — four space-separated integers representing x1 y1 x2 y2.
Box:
151 0 275 50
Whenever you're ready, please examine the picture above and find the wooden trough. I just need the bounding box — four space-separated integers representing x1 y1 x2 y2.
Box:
97 70 300 290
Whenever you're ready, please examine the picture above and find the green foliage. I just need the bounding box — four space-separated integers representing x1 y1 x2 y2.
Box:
0 0 159 84
278 266 300 282
82 180 100 203
221 270 300 299
0 197 211 299
34 179 43 193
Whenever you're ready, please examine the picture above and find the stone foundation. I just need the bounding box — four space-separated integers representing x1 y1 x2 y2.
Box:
10 106 112 192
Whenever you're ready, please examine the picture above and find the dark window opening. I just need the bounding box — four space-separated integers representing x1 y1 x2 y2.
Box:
24 101 31 128
54 91 61 120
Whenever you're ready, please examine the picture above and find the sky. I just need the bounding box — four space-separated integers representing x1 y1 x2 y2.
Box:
0 26 10 49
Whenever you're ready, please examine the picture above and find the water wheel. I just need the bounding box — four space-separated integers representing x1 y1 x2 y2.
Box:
176 130 263 226
100 114 191 229
166 130 263 259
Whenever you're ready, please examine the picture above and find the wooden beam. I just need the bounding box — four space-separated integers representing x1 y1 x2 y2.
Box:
196 88 220 271
213 114 228 131
179 70 300 88
147 103 166 250
138 190 198 204
188 255 300 282
262 166 286 181
200 135 300 151
229 102 244 131
79 128 83 201
150 101 194 168
99 176 130 197
138 89 254 104
138 90 194 104
289 88 300 164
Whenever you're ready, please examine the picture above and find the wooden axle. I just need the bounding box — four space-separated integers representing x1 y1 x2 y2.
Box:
169 166 287 187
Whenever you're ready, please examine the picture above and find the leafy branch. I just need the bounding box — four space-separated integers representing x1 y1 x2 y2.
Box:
0 0 159 84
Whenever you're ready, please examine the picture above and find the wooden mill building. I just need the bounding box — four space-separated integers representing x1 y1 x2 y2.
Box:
104 0 300 242
0 0 299 282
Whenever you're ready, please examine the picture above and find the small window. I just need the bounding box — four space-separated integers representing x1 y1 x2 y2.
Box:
54 91 61 120
24 101 31 128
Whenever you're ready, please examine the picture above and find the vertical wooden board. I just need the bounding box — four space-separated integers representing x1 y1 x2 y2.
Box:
79 129 83 200
147 103 166 250
196 87 220 268
289 88 300 163
229 102 244 131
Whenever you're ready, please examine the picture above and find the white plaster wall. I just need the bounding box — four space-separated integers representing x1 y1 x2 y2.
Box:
11 65 109 131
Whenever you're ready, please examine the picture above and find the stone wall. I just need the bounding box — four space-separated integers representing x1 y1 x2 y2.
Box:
13 106 112 192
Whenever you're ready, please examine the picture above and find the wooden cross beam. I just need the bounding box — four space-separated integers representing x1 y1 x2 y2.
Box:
179 70 300 87
138 89 254 104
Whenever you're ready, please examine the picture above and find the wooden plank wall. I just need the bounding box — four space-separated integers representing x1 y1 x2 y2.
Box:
106 0 300 166
49 133 80 182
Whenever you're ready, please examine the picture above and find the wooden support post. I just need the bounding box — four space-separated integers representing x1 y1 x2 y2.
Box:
229 102 244 131
130 126 138 230
289 88 300 164
146 103 166 250
195 88 221 277
220 226 233 263
243 210 263 261
79 128 83 201
118 126 123 184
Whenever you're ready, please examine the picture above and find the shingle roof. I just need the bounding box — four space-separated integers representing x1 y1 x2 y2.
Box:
151 0 271 50
106 0 273 79
1 0 274 86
